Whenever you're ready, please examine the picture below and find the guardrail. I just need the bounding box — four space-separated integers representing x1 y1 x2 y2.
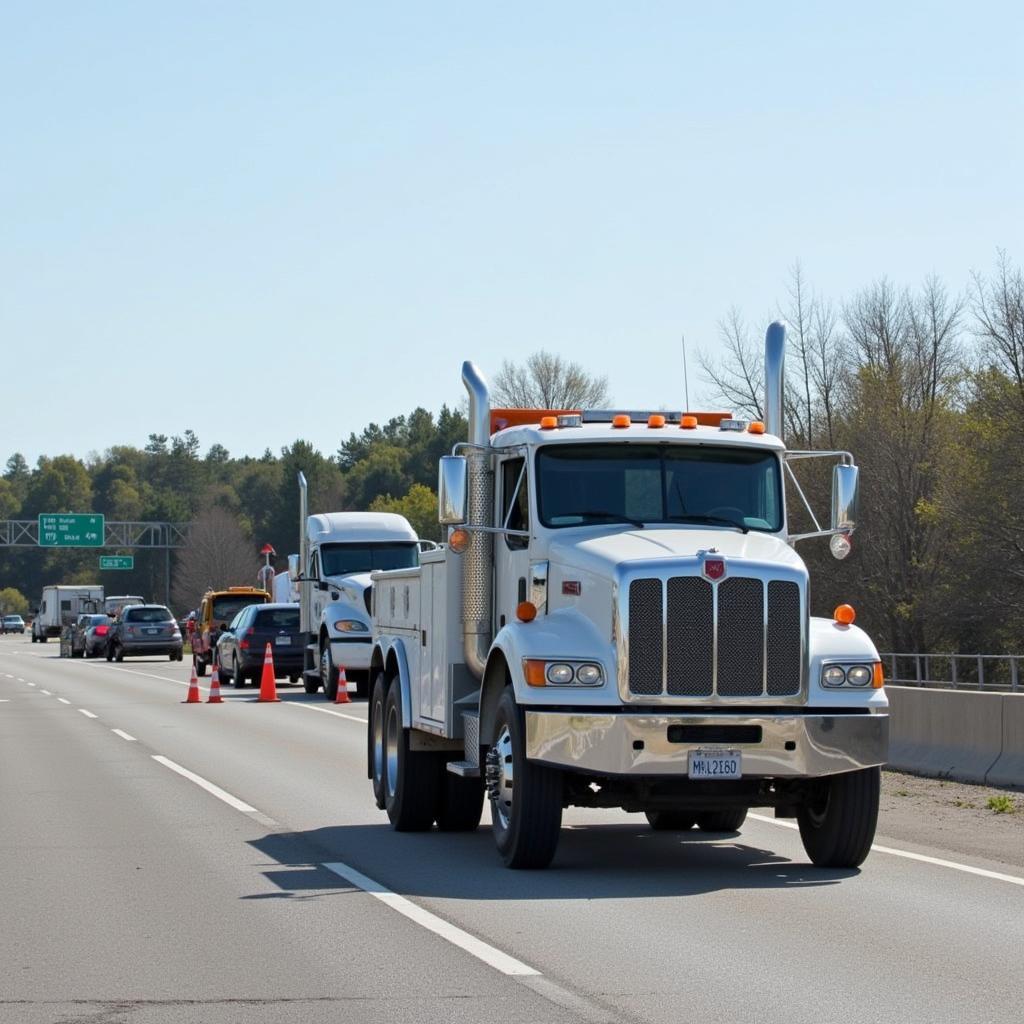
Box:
881 653 1021 693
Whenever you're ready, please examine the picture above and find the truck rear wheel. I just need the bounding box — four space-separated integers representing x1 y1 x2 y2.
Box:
369 672 388 809
436 767 484 832
487 688 562 868
645 811 696 831
383 681 439 831
797 766 880 868
695 808 747 833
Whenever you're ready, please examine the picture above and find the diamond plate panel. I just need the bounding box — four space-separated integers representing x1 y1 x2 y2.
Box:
767 580 802 696
717 577 765 696
666 577 713 696
628 578 663 695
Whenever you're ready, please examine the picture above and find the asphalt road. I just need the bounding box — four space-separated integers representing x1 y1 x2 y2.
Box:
2 633 1022 1024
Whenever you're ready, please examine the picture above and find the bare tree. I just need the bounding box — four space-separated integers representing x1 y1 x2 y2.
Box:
492 351 610 409
972 250 1024 407
171 507 258 612
699 307 764 419
781 263 815 445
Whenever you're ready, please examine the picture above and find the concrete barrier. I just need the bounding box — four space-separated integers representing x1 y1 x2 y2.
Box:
986 693 1024 788
886 686 1004 784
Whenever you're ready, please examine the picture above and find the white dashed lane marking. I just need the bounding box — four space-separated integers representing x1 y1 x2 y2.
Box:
78 709 98 719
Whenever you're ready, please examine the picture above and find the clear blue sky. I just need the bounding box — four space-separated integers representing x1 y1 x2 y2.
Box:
2 2 1021 466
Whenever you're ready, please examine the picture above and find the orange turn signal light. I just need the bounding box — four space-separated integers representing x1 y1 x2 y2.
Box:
612 414 631 429
524 659 546 686
539 416 558 429
516 601 538 623
872 662 885 688
834 604 856 625
748 421 765 434
647 414 666 428
448 528 470 554
681 415 698 429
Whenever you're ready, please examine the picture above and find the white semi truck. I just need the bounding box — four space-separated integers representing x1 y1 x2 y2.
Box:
292 473 422 699
32 585 104 642
369 322 889 869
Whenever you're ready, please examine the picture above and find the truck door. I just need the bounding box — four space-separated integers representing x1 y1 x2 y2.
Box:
494 456 532 631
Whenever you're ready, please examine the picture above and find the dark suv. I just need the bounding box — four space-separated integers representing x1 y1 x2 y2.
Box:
106 605 183 662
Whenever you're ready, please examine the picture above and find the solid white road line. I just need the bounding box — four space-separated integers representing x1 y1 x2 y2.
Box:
78 709 98 719
151 755 257 813
323 861 540 977
57 697 71 705
287 702 367 725
111 729 137 742
747 812 1024 888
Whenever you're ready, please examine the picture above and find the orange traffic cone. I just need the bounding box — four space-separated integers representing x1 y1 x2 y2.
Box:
207 657 223 704
335 664 351 704
184 663 201 704
257 643 281 702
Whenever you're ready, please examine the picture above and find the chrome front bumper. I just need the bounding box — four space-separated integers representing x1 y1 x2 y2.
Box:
525 711 888 778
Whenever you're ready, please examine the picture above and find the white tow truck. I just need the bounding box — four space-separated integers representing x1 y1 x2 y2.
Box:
368 322 889 869
292 473 421 699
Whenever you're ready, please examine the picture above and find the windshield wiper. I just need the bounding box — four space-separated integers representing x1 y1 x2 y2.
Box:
560 510 646 529
664 513 749 534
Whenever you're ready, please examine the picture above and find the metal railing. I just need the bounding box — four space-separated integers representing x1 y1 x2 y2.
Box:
881 653 1022 693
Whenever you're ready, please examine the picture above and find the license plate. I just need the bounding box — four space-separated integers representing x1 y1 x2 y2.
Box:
275 636 291 645
146 628 159 635
688 750 742 780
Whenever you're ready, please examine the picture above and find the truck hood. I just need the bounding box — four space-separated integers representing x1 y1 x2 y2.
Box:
548 527 804 578
324 571 373 601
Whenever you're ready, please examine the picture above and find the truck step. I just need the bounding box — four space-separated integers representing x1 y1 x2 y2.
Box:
446 760 480 779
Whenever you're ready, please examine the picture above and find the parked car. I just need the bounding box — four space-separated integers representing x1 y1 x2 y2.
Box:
69 613 113 658
106 605 183 662
1 615 26 634
215 602 302 687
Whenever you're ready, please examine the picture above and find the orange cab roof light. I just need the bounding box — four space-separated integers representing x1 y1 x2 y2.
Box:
490 408 580 434
648 414 666 428
539 416 558 430
748 421 766 434
681 415 698 429
612 414 631 428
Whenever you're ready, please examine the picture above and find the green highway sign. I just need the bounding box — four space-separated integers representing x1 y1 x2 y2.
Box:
38 513 105 547
100 555 134 570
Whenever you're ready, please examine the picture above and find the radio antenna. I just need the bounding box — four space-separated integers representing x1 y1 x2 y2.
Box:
681 333 691 411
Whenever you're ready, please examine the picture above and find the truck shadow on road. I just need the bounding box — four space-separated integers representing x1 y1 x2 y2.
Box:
244 822 856 903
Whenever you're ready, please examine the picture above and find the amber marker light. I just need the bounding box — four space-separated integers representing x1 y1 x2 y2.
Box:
872 662 885 688
516 601 538 622
647 414 666 428
539 416 558 429
681 415 698 429
524 659 547 686
834 604 856 625
612 414 631 428
448 528 470 553
748 421 766 434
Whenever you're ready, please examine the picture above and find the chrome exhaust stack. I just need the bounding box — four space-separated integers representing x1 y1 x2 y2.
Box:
764 320 786 441
461 361 493 681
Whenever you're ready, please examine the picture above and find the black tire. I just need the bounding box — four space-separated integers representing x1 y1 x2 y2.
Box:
232 658 246 688
487 688 563 868
645 811 697 831
288 674 299 684
383 681 439 831
368 672 388 809
106 644 113 662
436 767 484 832
797 766 880 868
196 656 207 678
175 649 183 662
694 808 748 833
303 674 320 695
114 644 125 663
72 647 83 659
320 643 339 701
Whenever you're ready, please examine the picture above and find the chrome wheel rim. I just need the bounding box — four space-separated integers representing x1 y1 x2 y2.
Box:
385 703 399 801
372 696 385 789
486 723 515 831
320 647 331 687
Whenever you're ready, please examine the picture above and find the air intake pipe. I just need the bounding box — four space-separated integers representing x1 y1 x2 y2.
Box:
461 361 493 681
764 321 786 440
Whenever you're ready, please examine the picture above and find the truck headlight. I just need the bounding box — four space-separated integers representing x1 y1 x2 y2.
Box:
821 663 883 688
846 665 872 687
822 665 846 687
334 620 368 633
524 659 604 687
575 664 602 685
547 663 574 684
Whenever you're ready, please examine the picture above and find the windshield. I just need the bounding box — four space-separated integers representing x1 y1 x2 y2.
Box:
320 542 418 577
212 594 266 622
536 444 782 532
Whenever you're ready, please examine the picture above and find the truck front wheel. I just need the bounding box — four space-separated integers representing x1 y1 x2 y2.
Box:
383 681 439 831
486 688 562 869
797 766 880 868
320 643 339 701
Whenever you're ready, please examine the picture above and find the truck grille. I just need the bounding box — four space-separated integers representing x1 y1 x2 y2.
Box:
626 576 802 699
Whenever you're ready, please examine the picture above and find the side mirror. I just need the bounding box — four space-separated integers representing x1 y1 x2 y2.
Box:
831 464 859 532
438 455 469 526
287 553 300 579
